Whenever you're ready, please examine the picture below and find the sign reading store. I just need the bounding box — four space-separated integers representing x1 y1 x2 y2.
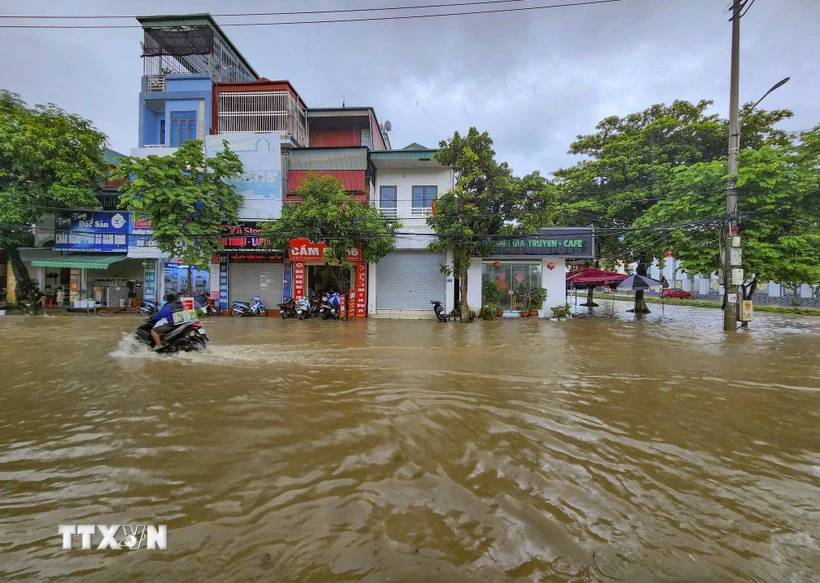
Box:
489 228 594 257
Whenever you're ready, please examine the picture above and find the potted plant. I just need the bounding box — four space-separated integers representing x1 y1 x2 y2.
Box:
496 307 504 318
467 307 477 322
530 287 547 318
520 308 529 318
550 305 564 320
480 305 496 320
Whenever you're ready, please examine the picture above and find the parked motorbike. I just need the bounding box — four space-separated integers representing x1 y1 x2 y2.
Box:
139 300 158 316
230 296 268 318
431 300 448 323
204 296 221 317
294 296 312 320
277 297 298 319
134 318 209 353
319 292 341 320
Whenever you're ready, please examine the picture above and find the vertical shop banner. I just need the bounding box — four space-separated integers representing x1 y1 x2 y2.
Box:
143 262 157 302
348 290 356 320
339 294 347 321
282 261 292 301
293 262 305 299
69 268 80 303
356 262 367 318
219 255 229 309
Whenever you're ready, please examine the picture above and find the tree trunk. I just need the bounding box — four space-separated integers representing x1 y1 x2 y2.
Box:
8 246 32 306
187 265 193 296
460 268 469 323
792 285 800 306
633 260 651 314
582 287 599 307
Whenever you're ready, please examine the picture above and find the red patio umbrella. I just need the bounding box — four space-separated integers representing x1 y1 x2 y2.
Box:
567 268 627 307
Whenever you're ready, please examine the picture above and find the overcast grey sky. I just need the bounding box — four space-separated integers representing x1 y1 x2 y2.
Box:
1 0 818 175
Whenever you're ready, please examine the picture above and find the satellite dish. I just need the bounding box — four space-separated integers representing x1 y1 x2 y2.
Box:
384 120 392 132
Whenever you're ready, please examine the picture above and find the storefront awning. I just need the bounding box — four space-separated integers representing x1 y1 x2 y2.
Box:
31 254 128 269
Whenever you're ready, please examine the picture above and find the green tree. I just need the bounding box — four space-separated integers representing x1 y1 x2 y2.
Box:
427 128 516 322
111 139 243 295
263 173 401 278
634 128 820 304
553 99 792 313
0 90 108 302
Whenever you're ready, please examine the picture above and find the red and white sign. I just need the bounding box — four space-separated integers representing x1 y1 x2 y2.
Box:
348 290 356 320
293 262 305 299
339 294 347 321
356 262 367 318
288 238 361 263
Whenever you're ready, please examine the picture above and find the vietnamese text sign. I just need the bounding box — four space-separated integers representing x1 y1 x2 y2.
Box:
128 215 167 258
288 238 362 263
54 211 129 252
489 229 594 258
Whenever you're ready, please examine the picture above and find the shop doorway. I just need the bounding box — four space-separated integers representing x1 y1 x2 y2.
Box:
307 265 352 295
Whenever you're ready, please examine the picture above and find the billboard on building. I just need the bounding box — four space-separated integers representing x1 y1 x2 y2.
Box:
127 215 169 259
205 134 282 221
54 211 129 252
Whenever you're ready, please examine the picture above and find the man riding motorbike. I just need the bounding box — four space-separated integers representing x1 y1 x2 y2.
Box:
149 293 183 351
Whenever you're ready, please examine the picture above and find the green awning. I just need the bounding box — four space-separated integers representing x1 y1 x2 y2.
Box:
31 254 128 269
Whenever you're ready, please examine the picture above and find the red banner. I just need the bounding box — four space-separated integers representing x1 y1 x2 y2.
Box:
339 294 347 321
293 262 305 299
356 263 367 318
288 238 362 263
348 290 356 320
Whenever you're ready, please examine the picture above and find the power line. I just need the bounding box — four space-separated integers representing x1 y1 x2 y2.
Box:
0 0 627 29
0 0 583 20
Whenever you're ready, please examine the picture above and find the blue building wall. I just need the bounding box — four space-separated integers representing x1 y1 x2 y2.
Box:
138 74 213 147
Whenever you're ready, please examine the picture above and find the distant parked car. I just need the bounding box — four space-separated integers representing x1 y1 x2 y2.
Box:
660 289 692 299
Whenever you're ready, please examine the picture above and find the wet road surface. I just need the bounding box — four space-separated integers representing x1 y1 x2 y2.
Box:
0 304 818 581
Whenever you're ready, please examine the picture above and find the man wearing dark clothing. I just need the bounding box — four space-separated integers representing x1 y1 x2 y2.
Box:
126 280 136 306
149 293 183 350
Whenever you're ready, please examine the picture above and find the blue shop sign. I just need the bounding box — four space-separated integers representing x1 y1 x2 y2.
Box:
54 211 130 252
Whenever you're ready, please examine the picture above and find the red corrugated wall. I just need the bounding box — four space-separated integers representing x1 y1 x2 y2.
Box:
309 127 361 147
287 170 366 193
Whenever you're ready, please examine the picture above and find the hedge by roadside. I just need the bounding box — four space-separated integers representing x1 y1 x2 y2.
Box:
588 294 820 316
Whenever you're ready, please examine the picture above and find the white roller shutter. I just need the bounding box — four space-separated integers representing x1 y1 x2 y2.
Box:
228 262 284 309
376 251 446 310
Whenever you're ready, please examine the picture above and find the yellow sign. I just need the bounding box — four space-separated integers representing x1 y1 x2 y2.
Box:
739 300 753 322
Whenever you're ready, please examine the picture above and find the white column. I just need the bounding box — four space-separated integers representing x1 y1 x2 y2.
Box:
466 261 482 310
445 250 455 313
542 258 567 314
367 262 377 314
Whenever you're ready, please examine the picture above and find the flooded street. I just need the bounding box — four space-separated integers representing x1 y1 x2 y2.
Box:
1 305 819 582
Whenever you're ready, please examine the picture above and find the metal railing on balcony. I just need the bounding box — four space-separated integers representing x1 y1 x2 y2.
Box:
379 207 398 218
146 75 166 92
411 207 433 216
218 90 308 146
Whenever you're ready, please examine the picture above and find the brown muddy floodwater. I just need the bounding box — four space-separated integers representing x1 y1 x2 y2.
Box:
0 303 819 582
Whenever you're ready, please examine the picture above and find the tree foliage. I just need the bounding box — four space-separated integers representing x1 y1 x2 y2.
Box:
112 140 244 278
552 99 794 311
427 128 517 321
633 127 820 300
263 173 401 266
0 90 108 299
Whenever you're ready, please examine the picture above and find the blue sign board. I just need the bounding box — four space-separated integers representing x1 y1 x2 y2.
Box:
54 211 130 252
219 255 229 309
143 262 157 302
282 260 292 302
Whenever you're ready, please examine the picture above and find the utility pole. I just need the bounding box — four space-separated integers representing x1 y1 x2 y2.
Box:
723 0 742 331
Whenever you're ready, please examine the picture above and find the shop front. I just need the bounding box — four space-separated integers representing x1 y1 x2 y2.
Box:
473 228 595 316
288 238 367 318
216 221 284 310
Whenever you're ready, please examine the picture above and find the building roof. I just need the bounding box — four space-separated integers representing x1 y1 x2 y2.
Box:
402 142 428 150
136 13 259 79
369 148 442 169
306 106 375 118
103 149 126 165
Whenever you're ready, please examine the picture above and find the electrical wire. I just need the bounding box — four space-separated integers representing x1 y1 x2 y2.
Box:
0 0 626 29
0 0 589 20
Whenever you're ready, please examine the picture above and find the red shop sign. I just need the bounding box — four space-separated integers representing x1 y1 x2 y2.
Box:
293 262 305 299
288 238 361 263
356 262 367 318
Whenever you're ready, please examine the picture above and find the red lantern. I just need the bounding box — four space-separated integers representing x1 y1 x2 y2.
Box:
547 261 556 271
492 261 501 269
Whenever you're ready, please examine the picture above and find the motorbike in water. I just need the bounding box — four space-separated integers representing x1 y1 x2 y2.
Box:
204 296 221 317
134 318 209 353
230 296 268 318
431 300 448 323
139 301 158 316
319 292 341 320
277 297 298 319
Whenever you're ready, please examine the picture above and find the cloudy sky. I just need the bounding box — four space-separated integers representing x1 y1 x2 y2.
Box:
1 0 817 175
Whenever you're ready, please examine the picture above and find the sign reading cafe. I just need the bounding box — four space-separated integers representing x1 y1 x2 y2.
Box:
489 228 594 258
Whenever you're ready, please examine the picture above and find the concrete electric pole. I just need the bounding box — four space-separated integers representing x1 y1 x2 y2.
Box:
723 0 742 332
